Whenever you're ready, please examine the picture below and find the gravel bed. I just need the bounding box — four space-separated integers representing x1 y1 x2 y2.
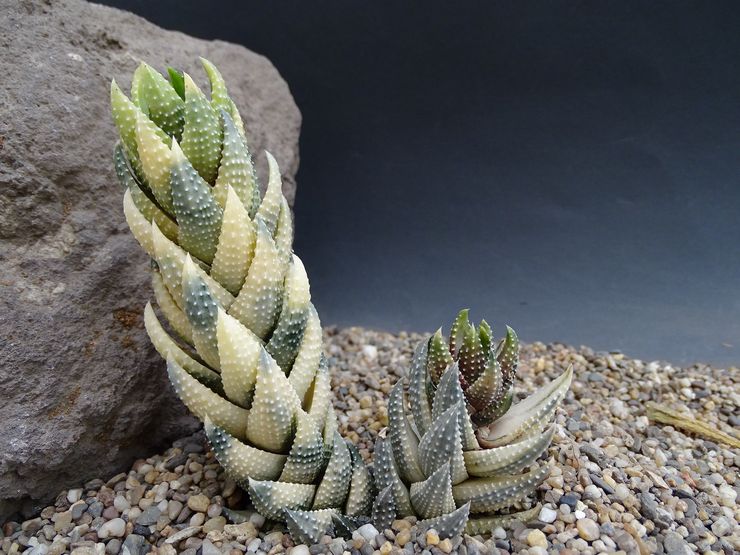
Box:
1 326 738 555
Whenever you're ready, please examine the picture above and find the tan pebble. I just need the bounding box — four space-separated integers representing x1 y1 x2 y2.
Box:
425 529 440 545
187 494 210 513
392 519 411 531
395 529 410 546
379 541 393 554
526 529 548 548
437 538 453 553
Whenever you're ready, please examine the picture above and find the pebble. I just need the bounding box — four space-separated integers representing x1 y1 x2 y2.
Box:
425 529 440 546
526 529 547 548
66 488 83 504
538 506 557 523
97 518 125 539
187 494 210 513
576 518 600 541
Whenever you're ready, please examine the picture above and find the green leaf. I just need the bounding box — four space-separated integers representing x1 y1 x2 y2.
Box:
168 67 186 100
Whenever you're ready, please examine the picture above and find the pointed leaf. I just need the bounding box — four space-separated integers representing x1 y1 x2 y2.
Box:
228 218 287 339
449 309 470 357
452 465 549 514
418 403 468 485
180 73 222 183
246 349 299 453
372 438 413 517
288 305 322 403
205 416 286 483
213 109 258 214
312 432 352 510
387 381 425 483
408 340 433 437
285 508 335 545
144 303 221 393
464 425 555 477
418 502 470 540
478 366 573 448
201 57 246 138
266 255 310 373
135 110 174 213
496 325 519 386
171 141 224 264
371 485 396 533
152 271 193 344
166 357 248 438
409 462 456 519
457 321 486 386
255 151 283 236
279 410 325 484
248 478 315 522
131 62 184 138
427 329 453 384
211 185 256 295
345 443 375 517
216 308 261 408
182 256 221 369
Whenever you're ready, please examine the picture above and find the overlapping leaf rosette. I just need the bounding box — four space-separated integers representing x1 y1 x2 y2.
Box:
372 310 572 537
110 60 373 540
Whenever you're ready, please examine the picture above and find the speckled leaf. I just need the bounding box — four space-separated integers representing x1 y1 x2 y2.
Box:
248 478 315 522
449 309 470 357
345 442 375 517
452 465 550 514
216 308 262 408
211 186 256 296
273 196 294 264
387 381 425 483
144 303 221 393
418 502 470 540
312 432 352 510
205 416 286 483
408 340 433 437
266 255 310 373
371 485 396 533
152 271 193 344
135 111 175 213
432 365 478 451
306 357 331 432
457 321 486 386
256 152 283 236
496 325 519 386
213 109 258 214
478 366 572 448
287 306 322 403
123 188 157 258
464 425 554 477
171 141 224 264
285 508 335 545
279 410 325 484
182 256 221 369
246 349 300 453
466 356 503 413
228 218 287 340
180 73 222 183
409 462 456 519
418 403 468 485
131 62 184 139
201 57 246 139
166 357 248 438
115 143 178 241
427 328 453 384
372 438 413 517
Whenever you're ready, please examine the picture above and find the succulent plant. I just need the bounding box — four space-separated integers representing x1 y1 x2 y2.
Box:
372 310 572 537
110 59 373 537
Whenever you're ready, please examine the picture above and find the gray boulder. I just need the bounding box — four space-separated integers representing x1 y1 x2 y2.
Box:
0 0 301 517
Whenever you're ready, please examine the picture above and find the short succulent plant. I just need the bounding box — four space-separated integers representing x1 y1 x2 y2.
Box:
110 59 373 538
372 310 572 537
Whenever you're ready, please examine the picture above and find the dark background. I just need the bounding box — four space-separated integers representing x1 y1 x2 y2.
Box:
98 1 740 366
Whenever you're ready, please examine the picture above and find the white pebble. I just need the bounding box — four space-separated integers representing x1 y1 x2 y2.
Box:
356 523 379 542
113 496 130 512
362 345 378 360
574 510 586 520
98 518 125 538
249 512 265 528
289 546 310 555
493 526 507 539
538 506 557 523
67 489 83 504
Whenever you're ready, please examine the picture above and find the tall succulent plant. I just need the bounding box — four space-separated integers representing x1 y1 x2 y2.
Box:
372 311 572 537
110 59 373 537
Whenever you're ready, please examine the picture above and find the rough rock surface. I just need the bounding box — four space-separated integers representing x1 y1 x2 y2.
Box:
0 0 301 516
